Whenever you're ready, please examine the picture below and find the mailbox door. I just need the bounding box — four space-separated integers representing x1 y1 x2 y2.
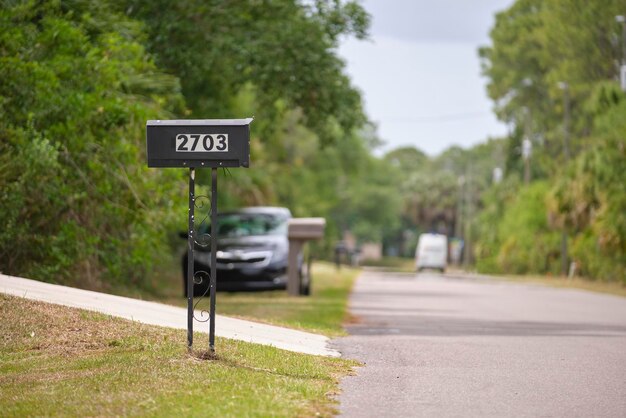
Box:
146 119 251 168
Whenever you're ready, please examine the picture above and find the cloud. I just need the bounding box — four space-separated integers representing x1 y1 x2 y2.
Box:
362 0 514 45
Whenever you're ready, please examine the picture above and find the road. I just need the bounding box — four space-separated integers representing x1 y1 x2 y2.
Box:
333 270 626 417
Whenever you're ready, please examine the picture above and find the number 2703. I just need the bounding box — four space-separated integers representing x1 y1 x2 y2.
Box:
176 134 228 152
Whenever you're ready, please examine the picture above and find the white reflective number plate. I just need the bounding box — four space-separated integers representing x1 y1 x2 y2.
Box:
175 134 228 152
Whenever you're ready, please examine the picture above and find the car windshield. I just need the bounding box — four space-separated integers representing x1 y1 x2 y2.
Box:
214 213 288 238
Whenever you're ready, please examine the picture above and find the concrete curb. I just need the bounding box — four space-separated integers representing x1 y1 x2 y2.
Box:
0 273 340 357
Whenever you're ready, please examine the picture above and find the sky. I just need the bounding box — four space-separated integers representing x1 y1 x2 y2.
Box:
338 0 514 156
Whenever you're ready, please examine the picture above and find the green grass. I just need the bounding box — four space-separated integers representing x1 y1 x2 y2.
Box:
216 263 360 336
0 294 358 417
152 262 360 336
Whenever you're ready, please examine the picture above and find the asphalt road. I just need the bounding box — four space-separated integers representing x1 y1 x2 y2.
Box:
333 270 626 417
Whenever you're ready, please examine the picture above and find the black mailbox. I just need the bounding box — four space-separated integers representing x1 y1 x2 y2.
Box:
146 118 252 168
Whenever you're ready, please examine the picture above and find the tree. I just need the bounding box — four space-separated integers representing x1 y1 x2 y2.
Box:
0 1 185 287
477 0 626 281
119 0 370 145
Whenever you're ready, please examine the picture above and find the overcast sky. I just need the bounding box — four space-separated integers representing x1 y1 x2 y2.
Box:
339 0 514 156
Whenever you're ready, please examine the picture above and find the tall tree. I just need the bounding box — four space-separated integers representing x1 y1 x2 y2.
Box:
120 0 370 145
0 0 185 286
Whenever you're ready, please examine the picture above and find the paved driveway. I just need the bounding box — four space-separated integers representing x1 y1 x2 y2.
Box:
334 270 626 417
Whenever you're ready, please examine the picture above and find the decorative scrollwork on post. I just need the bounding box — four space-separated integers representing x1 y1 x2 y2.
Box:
185 170 219 351
194 195 212 248
192 270 212 322
190 194 215 326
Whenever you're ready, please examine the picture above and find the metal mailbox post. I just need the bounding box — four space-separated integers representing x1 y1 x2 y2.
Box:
287 218 326 296
146 118 252 352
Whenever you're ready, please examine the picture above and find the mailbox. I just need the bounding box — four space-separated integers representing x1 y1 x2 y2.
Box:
146 117 253 352
287 218 326 296
146 118 252 168
288 218 326 240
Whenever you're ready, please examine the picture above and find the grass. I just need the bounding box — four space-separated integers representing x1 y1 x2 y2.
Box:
152 262 360 337
0 294 358 417
216 263 359 336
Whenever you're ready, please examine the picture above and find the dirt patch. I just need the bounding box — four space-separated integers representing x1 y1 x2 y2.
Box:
0 295 174 356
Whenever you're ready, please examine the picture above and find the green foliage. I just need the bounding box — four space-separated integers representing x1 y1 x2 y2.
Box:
495 182 561 274
120 0 369 145
473 176 520 273
551 99 626 281
0 1 185 286
385 146 429 172
344 159 403 243
372 137 510 258
480 0 623 143
0 0 380 285
379 0 626 281
117 0 378 254
479 0 551 128
476 181 564 276
475 0 626 283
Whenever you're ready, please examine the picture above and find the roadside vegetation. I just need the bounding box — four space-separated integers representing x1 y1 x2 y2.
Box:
0 294 357 417
373 0 626 286
0 0 380 291
471 0 626 283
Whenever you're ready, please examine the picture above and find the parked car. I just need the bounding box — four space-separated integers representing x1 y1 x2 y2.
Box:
415 233 448 273
182 207 293 295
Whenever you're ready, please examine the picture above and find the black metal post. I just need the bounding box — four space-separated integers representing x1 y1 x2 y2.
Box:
187 168 195 349
209 168 217 352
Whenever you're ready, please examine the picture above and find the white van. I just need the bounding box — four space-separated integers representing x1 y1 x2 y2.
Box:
415 233 448 272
